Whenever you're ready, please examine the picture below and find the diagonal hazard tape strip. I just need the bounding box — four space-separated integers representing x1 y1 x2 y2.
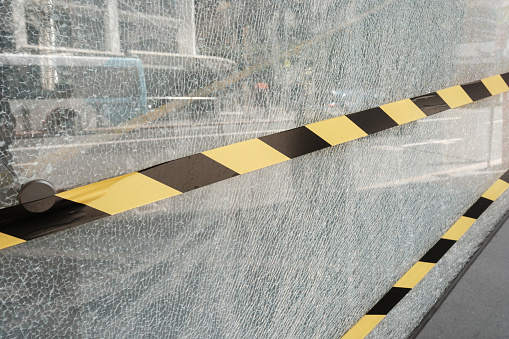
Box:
1 73 509 249
340 170 509 339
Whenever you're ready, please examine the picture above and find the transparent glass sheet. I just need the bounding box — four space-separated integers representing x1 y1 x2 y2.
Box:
1 0 509 338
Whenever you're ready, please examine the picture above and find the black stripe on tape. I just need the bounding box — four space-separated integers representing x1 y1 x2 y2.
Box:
463 197 493 219
0 197 108 240
461 81 492 102
346 107 398 134
258 126 330 159
499 169 509 184
141 153 239 193
366 287 411 315
411 92 450 116
500 72 509 86
420 239 456 263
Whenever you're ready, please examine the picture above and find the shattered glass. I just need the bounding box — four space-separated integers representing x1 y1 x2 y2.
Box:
1 0 509 337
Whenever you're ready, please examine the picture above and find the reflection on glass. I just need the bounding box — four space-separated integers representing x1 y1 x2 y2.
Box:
0 1 509 338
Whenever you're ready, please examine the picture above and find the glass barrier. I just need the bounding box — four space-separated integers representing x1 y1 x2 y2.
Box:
1 0 509 337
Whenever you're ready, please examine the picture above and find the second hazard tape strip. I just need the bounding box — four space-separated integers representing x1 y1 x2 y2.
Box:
341 170 509 339
1 74 509 249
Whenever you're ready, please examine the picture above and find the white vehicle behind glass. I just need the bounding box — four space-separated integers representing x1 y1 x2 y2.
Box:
0 54 148 136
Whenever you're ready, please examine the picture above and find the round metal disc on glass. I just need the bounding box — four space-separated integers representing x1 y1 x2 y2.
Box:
17 179 57 213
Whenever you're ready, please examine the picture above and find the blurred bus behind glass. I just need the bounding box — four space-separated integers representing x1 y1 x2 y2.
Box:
0 54 147 135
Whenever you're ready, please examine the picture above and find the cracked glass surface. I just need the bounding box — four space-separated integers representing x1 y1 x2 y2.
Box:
1 0 509 338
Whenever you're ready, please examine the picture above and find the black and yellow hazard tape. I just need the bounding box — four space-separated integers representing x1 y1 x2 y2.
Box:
340 170 509 338
1 73 509 250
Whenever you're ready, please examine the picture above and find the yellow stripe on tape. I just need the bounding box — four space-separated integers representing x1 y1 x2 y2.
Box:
342 315 385 339
202 138 290 174
305 115 368 146
442 216 476 241
379 99 427 125
393 261 435 289
481 75 509 96
0 232 26 249
481 179 509 201
56 172 181 215
436 86 473 108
